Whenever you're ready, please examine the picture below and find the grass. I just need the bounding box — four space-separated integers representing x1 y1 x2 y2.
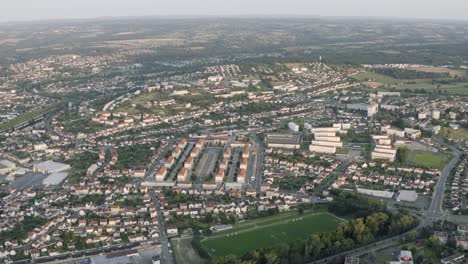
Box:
201 211 344 257
440 127 468 140
352 71 468 95
0 100 64 131
213 206 327 235
403 242 440 263
408 150 451 170
352 72 398 84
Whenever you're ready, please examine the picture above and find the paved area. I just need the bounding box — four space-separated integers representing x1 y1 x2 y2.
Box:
227 148 241 182
149 189 175 264
9 172 47 190
194 147 221 181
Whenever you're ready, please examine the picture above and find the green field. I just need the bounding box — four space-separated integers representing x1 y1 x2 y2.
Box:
201 212 344 256
408 150 451 170
0 100 64 130
352 72 398 84
439 127 468 140
353 71 468 95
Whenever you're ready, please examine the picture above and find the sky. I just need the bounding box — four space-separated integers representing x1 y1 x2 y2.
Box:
1 0 468 22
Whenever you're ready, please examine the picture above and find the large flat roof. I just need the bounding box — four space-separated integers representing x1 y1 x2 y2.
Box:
42 172 68 186
33 160 70 172
266 133 301 145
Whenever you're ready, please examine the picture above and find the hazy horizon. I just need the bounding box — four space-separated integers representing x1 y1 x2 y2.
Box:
2 0 468 23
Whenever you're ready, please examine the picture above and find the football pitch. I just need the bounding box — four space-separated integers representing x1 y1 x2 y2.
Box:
201 211 344 257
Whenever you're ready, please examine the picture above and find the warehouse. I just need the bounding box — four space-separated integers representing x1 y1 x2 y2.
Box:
33 160 71 174
42 172 69 187
0 159 16 175
266 133 301 149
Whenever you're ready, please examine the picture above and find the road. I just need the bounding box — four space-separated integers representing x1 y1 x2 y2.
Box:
149 189 174 264
424 139 461 223
245 149 257 189
252 134 265 192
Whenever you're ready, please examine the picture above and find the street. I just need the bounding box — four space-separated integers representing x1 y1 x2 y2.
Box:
149 189 175 264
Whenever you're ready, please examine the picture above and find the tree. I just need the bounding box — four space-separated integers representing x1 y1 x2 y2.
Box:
298 204 305 215
396 147 410 164
366 212 389 235
305 234 323 259
210 255 240 264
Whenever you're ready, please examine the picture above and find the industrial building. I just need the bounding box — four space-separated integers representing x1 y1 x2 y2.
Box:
288 122 299 132
33 160 70 174
357 188 394 199
266 133 301 149
42 172 68 187
0 159 16 175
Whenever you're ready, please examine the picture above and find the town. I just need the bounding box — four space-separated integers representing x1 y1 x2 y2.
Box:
0 16 467 264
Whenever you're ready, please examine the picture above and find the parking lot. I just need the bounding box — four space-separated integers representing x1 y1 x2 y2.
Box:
227 148 241 182
195 147 221 181
9 172 48 190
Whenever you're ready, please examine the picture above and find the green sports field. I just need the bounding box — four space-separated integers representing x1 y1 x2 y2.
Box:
409 150 451 170
201 212 344 257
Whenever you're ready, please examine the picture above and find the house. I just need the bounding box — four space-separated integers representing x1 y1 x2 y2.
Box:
457 224 468 235
177 168 189 182
434 231 448 244
184 157 194 169
167 225 178 236
178 138 187 149
241 146 250 158
237 169 246 184
456 236 468 250
215 168 225 183
133 169 146 178
156 167 168 181
165 156 175 168
240 158 248 169
396 250 413 264
172 147 182 158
